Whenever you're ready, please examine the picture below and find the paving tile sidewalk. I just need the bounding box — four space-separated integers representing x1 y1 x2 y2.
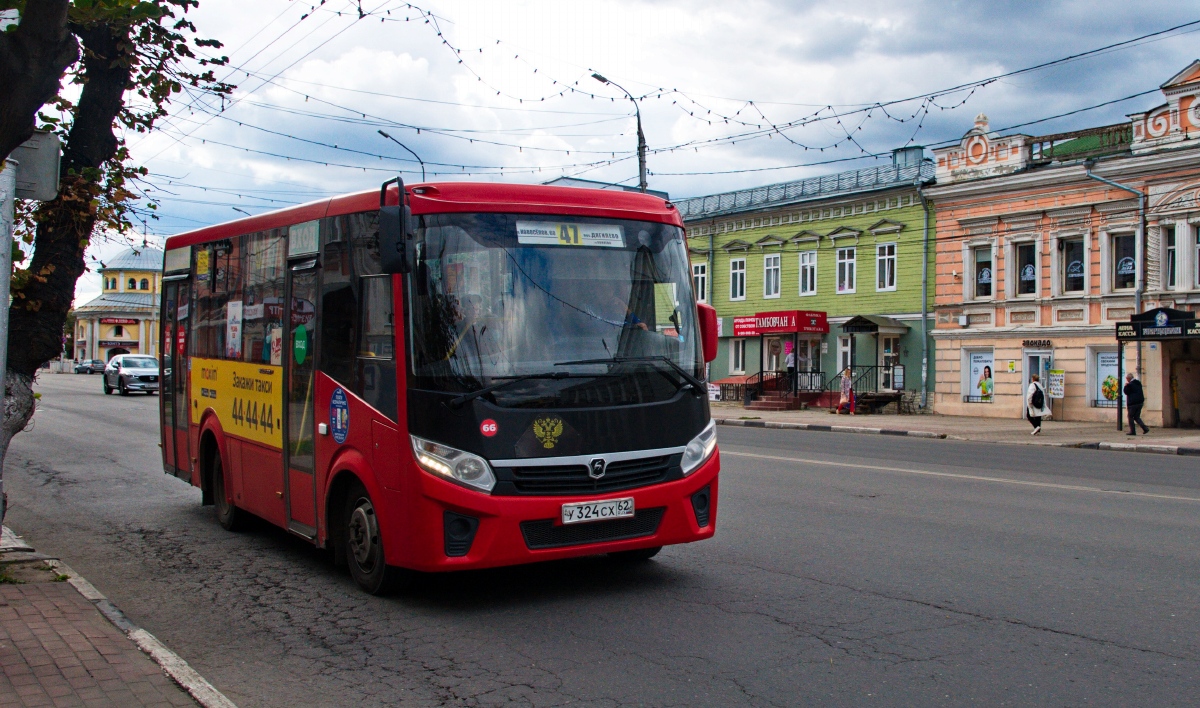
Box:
0 527 232 708
711 402 1200 453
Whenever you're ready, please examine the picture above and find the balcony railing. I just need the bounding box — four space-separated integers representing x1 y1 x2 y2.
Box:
1030 124 1132 164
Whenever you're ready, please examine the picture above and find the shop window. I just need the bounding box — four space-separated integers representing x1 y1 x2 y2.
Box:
799 250 817 295
836 247 855 294
729 258 745 301
973 246 992 298
1164 226 1176 290
1061 238 1085 293
692 262 707 303
876 243 896 291
763 254 780 298
1111 233 1135 290
1017 243 1037 296
731 338 746 374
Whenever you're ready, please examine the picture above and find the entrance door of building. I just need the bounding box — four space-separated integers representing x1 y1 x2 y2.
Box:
838 336 853 374
1023 350 1053 419
879 335 900 390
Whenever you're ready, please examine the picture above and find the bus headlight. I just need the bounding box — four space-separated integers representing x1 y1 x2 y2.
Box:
680 420 717 476
410 435 496 493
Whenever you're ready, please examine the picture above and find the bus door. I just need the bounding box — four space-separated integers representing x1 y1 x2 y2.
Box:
283 259 319 537
160 276 192 481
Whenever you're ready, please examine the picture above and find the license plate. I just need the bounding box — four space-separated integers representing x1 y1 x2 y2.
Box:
561 497 634 525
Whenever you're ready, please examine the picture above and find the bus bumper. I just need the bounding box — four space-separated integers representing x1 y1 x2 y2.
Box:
386 449 719 572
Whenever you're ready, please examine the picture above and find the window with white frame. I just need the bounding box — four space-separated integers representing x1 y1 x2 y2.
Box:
1111 233 1136 290
876 243 896 291
1016 243 1037 296
973 245 992 298
799 250 817 295
1163 225 1177 290
729 258 746 301
731 338 746 374
1061 237 1085 293
836 247 856 294
692 262 708 303
763 254 781 298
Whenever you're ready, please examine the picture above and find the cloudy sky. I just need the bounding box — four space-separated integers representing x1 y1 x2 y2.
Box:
77 0 1200 302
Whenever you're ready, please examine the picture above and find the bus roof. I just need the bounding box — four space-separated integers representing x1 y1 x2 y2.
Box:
163 182 682 250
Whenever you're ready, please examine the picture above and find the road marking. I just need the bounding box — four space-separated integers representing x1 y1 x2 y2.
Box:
722 449 1200 503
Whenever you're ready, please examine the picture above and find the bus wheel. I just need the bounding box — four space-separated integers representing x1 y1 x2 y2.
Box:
343 483 412 595
609 546 662 563
212 452 244 531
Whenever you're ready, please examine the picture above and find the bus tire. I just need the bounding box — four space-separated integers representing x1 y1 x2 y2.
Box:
212 451 244 532
343 482 412 595
609 546 662 562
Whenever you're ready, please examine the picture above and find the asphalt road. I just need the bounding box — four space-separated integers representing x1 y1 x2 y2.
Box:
5 374 1200 706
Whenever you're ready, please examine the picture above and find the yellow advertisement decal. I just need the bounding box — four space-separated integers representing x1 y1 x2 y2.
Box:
191 357 284 448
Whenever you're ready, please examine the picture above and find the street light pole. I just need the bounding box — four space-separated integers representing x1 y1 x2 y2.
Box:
592 73 647 193
377 130 426 182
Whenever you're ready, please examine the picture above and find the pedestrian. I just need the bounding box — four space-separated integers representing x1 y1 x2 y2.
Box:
784 347 795 393
1123 372 1150 436
1026 373 1051 435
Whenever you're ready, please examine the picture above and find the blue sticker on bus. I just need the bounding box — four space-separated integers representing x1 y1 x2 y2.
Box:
329 388 350 444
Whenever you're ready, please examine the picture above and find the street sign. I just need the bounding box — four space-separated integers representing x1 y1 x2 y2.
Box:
11 131 61 201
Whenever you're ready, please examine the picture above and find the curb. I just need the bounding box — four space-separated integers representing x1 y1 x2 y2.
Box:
714 417 1200 456
47 558 238 708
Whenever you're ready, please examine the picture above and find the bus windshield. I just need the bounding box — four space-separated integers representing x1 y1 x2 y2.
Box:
406 212 701 408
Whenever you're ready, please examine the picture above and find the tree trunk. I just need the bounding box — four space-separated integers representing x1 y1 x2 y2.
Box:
0 0 77 162
0 21 132 525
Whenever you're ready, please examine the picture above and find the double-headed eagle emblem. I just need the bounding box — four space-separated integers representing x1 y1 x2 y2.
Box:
532 417 564 449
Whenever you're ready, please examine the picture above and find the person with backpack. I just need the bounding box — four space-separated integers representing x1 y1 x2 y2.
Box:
1026 373 1051 435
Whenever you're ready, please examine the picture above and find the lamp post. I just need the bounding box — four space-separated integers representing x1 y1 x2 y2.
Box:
592 73 647 193
378 130 426 182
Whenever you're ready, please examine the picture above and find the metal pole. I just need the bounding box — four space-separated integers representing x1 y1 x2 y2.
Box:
916 183 930 408
0 160 15 523
1084 164 1145 376
377 130 425 182
1117 341 1124 431
592 74 647 192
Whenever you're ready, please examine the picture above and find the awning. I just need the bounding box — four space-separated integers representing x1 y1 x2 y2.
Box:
841 314 910 335
1116 307 1198 341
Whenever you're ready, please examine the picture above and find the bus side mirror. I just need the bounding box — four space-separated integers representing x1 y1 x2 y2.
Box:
697 303 718 363
379 205 415 273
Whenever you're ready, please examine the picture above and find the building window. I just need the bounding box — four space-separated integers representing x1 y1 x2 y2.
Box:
1164 226 1177 290
731 338 746 374
128 278 136 290
1112 233 1135 290
876 243 896 291
763 254 781 298
973 246 992 298
836 247 856 294
1017 243 1037 296
140 278 150 290
799 250 817 295
729 258 746 301
1062 237 1085 293
113 325 123 337
692 263 707 303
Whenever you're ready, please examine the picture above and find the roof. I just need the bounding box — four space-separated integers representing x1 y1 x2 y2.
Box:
841 314 910 333
675 160 935 220
99 247 163 273
543 176 670 199
73 292 157 312
166 182 683 251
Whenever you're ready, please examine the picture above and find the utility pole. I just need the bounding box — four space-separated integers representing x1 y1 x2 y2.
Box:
592 73 647 193
378 131 426 182
0 159 14 522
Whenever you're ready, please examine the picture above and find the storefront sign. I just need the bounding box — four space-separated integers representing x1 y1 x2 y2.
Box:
100 318 137 325
732 310 828 337
1116 307 1198 340
97 340 131 347
1022 340 1052 349
1047 370 1065 399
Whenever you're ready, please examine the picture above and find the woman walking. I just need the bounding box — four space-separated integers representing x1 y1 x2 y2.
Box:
1026 373 1051 435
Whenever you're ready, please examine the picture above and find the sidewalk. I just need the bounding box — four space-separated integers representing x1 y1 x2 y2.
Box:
711 402 1200 454
0 527 234 708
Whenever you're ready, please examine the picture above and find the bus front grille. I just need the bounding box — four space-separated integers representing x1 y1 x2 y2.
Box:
501 455 677 495
520 508 665 550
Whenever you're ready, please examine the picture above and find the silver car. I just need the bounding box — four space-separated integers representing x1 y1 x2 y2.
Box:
103 355 160 396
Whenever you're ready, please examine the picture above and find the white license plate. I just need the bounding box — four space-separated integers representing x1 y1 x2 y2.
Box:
561 497 634 525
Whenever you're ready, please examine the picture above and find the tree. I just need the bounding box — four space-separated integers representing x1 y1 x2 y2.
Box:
0 1 77 163
0 0 232 522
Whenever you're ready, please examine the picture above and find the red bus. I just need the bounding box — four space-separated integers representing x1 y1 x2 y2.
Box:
159 180 720 594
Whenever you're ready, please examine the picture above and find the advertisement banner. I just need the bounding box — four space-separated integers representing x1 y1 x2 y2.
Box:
225 301 243 359
1048 370 1066 399
190 357 283 448
968 351 994 400
1096 352 1120 402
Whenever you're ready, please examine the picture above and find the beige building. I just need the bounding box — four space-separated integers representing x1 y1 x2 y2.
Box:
73 247 163 362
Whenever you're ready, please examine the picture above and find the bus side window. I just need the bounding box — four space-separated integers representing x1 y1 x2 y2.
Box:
357 276 396 420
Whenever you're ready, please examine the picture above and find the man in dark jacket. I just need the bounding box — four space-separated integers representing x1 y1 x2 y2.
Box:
1124 372 1150 436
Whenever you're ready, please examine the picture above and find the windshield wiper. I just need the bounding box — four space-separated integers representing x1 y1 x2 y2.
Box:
448 372 571 409
554 356 705 396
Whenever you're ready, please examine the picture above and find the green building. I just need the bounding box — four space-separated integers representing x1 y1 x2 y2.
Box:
678 147 936 409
